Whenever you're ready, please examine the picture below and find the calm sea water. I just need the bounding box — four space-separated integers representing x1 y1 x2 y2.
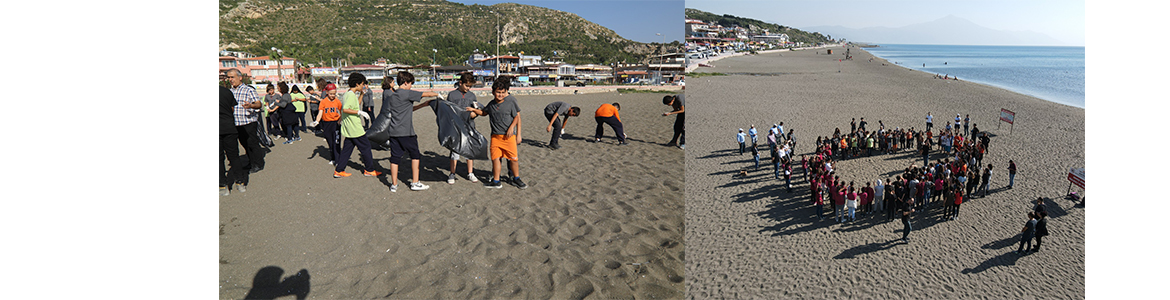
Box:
864 44 1085 108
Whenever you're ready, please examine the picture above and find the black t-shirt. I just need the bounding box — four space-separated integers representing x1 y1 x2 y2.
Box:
220 87 238 135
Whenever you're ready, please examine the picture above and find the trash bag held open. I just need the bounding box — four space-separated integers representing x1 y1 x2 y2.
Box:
430 100 489 160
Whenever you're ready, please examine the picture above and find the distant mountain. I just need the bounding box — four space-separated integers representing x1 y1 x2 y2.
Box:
803 15 1066 46
219 0 671 67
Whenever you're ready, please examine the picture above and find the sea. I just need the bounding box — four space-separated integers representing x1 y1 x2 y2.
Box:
864 44 1085 108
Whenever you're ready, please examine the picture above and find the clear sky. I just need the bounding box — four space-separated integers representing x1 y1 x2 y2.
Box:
686 0 1085 46
450 0 684 44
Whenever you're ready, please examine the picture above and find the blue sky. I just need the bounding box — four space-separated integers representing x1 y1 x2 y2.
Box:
686 0 1085 46
450 0 683 44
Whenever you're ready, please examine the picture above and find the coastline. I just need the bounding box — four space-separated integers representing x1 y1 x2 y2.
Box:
859 45 1085 109
685 45 1084 298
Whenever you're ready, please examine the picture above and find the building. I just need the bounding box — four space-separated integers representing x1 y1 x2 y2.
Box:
339 64 388 87
575 64 613 83
750 34 789 43
219 53 298 83
648 53 686 84
471 55 521 78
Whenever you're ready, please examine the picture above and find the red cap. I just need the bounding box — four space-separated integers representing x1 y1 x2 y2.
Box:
324 83 337 91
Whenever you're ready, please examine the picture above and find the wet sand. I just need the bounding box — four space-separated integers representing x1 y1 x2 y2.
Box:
685 45 1084 299
220 92 684 299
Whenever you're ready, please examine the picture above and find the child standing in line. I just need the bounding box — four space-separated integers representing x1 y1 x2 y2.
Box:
465 77 527 189
383 71 441 192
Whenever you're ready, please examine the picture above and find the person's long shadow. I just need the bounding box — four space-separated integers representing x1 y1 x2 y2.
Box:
756 187 844 236
961 250 1026 274
697 149 738 160
834 239 904 259
981 233 1022 251
243 266 311 300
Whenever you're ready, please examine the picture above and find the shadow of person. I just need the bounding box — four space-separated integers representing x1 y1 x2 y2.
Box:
981 233 1022 250
834 239 903 259
244 266 310 300
961 250 1025 274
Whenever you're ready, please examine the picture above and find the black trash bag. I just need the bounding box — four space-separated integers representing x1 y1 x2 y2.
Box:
430 100 489 160
366 111 393 147
255 119 275 148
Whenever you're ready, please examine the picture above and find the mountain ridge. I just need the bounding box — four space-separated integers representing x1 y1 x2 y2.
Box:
219 0 670 67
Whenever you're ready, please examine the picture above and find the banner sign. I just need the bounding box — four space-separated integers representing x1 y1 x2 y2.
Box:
1000 108 1015 124
472 70 495 76
1068 168 1085 189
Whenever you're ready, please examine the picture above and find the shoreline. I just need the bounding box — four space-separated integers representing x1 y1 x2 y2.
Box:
858 45 1085 109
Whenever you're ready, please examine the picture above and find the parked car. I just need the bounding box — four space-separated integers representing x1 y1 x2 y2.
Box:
511 80 532 87
560 79 587 87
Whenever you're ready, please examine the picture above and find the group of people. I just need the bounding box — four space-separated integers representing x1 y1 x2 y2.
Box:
221 68 687 195
745 113 1028 246
736 122 798 190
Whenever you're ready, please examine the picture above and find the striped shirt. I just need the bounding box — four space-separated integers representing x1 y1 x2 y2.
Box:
230 84 261 126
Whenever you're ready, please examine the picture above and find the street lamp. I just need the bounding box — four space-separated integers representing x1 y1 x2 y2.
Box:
271 47 283 83
432 48 438 89
656 33 665 85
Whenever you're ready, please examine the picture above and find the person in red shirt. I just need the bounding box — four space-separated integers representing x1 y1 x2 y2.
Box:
833 183 847 223
862 182 875 215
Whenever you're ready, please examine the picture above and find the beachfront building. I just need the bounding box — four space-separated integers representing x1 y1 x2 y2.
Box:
219 52 299 83
648 53 686 84
523 65 558 84
575 64 614 83
310 67 340 84
471 55 521 78
751 34 790 44
339 64 389 87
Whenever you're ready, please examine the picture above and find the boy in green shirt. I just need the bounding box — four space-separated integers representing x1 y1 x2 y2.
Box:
333 73 382 178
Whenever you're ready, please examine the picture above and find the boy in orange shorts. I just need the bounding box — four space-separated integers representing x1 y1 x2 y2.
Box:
465 77 526 189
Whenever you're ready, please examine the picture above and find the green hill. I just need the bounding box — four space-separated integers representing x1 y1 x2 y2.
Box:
684 8 831 45
220 0 676 67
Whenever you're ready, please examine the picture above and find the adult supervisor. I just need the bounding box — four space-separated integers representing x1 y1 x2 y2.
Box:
663 94 685 149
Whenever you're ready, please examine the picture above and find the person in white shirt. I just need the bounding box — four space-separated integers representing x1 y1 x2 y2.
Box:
736 128 747 155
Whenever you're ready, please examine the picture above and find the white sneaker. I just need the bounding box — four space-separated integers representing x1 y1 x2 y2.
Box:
410 182 430 191
389 184 398 193
447 174 457 184
468 173 479 183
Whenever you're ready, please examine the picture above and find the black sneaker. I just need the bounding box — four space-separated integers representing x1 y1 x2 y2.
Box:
549 144 562 150
485 180 503 189
618 141 629 146
512 177 528 190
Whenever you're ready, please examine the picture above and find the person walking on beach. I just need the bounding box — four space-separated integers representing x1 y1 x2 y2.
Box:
446 73 482 184
312 83 342 166
543 101 580 150
384 71 441 192
950 184 963 220
663 94 685 149
926 112 934 132
225 69 266 175
1008 160 1017 189
737 129 747 155
1017 212 1038 254
465 77 527 190
900 197 915 243
333 73 381 180
593 102 627 145
1033 211 1049 252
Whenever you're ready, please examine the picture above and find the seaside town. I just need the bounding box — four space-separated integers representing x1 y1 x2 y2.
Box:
218 48 687 90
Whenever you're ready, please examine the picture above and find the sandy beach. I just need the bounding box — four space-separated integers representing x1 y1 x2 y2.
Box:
685 46 1084 298
220 92 684 299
